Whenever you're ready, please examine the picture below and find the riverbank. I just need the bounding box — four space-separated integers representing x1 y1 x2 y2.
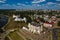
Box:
0 15 8 28
2 15 10 31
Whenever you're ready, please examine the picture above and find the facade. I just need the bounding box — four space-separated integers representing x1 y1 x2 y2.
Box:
28 22 43 34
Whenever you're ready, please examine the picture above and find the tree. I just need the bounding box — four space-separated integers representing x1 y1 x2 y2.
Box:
25 16 32 23
56 16 60 18
57 21 60 26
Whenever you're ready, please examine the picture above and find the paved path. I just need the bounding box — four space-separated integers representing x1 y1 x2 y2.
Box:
0 30 10 40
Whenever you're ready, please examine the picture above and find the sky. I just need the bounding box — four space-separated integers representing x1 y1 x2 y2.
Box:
0 0 60 10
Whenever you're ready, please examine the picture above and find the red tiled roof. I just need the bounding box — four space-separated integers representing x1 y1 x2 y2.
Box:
45 21 54 24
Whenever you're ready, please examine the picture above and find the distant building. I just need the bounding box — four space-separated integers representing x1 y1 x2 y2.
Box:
51 16 57 23
43 21 53 28
43 15 49 21
33 14 43 20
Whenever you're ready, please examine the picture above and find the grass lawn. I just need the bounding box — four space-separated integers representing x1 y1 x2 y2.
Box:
8 31 24 40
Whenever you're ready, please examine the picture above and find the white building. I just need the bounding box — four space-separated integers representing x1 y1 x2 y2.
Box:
28 22 43 34
13 15 27 23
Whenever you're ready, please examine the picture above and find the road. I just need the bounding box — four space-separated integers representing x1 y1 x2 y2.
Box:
0 30 10 40
52 28 60 40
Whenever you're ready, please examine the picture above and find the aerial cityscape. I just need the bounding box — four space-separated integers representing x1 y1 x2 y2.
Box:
0 0 60 40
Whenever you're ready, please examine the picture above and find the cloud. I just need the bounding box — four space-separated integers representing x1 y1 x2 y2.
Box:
56 0 60 1
25 2 29 4
17 3 27 6
0 2 60 10
58 4 60 5
47 2 56 4
32 0 45 3
0 0 6 3
41 2 60 10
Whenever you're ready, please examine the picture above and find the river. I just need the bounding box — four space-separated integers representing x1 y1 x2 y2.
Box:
0 15 8 29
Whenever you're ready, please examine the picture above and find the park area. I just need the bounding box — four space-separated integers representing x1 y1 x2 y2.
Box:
4 16 27 30
8 31 24 40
